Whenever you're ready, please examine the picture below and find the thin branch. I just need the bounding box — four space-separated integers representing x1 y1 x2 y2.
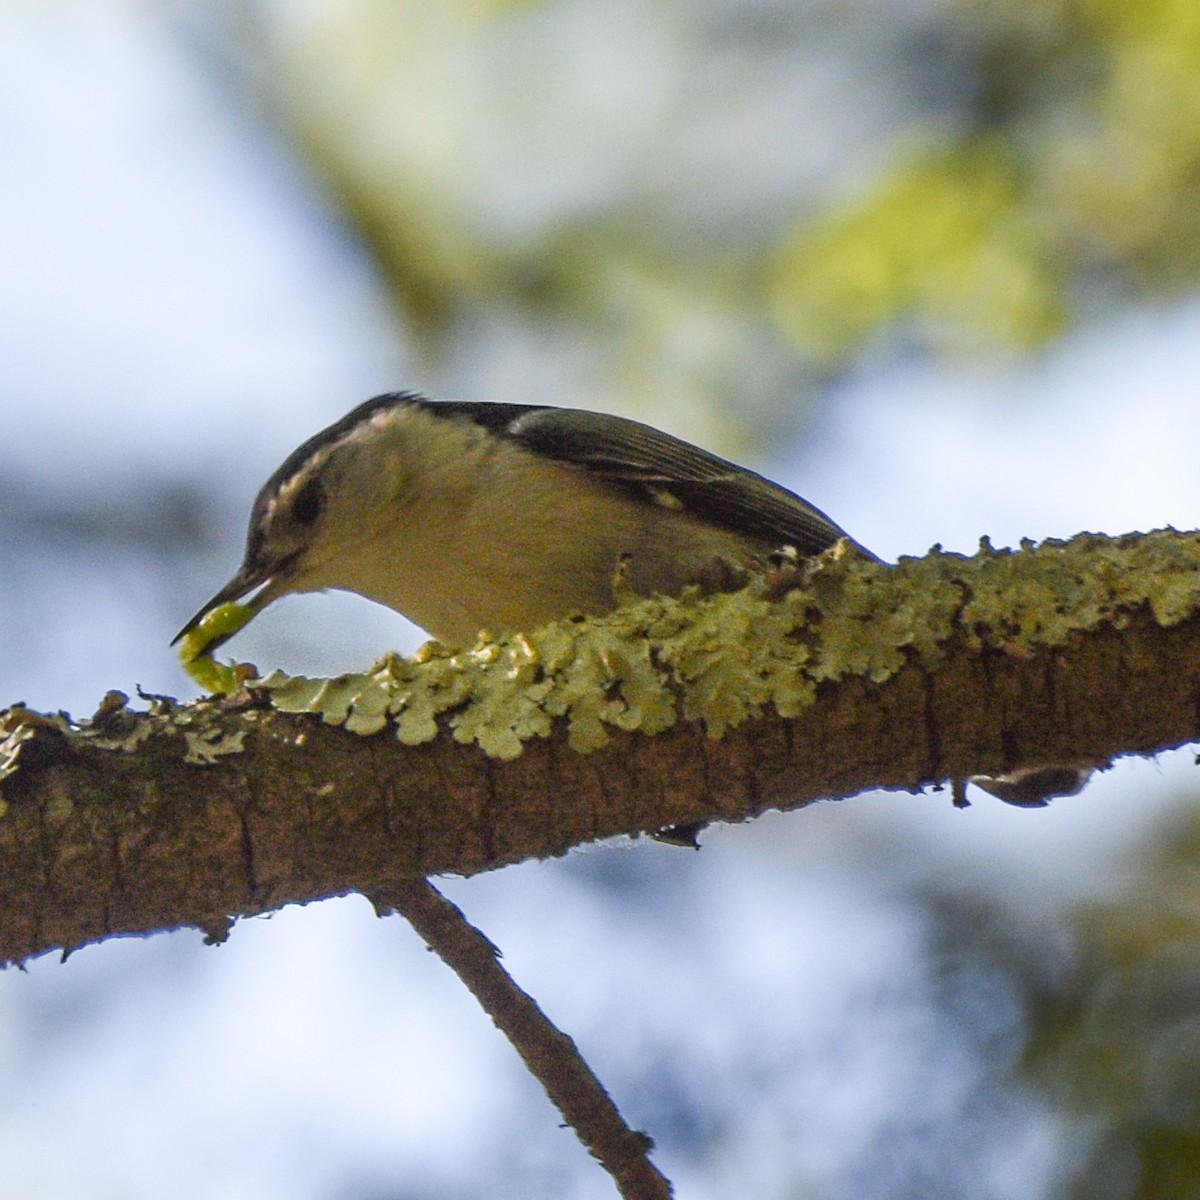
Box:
375 879 672 1200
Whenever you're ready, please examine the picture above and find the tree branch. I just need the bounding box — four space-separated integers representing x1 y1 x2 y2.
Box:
376 880 671 1199
2 529 1199 965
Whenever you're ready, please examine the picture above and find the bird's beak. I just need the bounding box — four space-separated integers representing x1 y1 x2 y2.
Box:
171 558 292 653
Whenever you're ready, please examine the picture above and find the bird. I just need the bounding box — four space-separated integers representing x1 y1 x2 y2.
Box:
174 391 869 653
173 392 1089 808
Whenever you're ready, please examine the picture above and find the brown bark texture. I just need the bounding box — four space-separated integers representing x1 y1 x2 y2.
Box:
1 530 1198 965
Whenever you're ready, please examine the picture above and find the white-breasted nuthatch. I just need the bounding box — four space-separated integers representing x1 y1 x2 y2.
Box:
174 391 870 651
173 393 1093 807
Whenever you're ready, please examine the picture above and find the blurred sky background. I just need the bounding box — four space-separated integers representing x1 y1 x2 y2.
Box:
2 1 1200 1198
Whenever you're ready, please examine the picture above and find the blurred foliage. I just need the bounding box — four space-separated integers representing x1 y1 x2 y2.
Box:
226 0 795 442
965 0 1200 283
781 0 1200 361
228 0 1200 408
770 139 1068 357
922 797 1200 1200
1032 811 1200 1200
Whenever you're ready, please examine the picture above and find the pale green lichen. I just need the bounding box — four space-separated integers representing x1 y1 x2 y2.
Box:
799 555 963 683
245 528 1200 760
2 531 1197 787
255 546 865 756
87 692 253 767
84 691 256 768
0 694 255 777
958 530 1200 649
0 722 38 805
85 720 156 753
260 613 685 758
0 709 75 803
653 589 815 735
182 727 247 765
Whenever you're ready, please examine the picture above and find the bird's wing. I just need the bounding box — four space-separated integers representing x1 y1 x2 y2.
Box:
499 406 859 558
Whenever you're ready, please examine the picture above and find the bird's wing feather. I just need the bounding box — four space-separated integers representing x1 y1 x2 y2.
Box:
501 406 855 557
412 396 864 557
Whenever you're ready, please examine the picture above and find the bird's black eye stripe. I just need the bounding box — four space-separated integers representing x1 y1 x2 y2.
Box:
291 477 325 526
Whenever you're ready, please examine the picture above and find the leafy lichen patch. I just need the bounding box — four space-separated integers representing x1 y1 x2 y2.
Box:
252 528 1200 760
958 530 1200 649
182 727 247 766
0 689 263 793
2 528 1178 787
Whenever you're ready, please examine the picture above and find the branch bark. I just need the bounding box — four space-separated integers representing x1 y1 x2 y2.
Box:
2 529 1199 965
377 880 671 1199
